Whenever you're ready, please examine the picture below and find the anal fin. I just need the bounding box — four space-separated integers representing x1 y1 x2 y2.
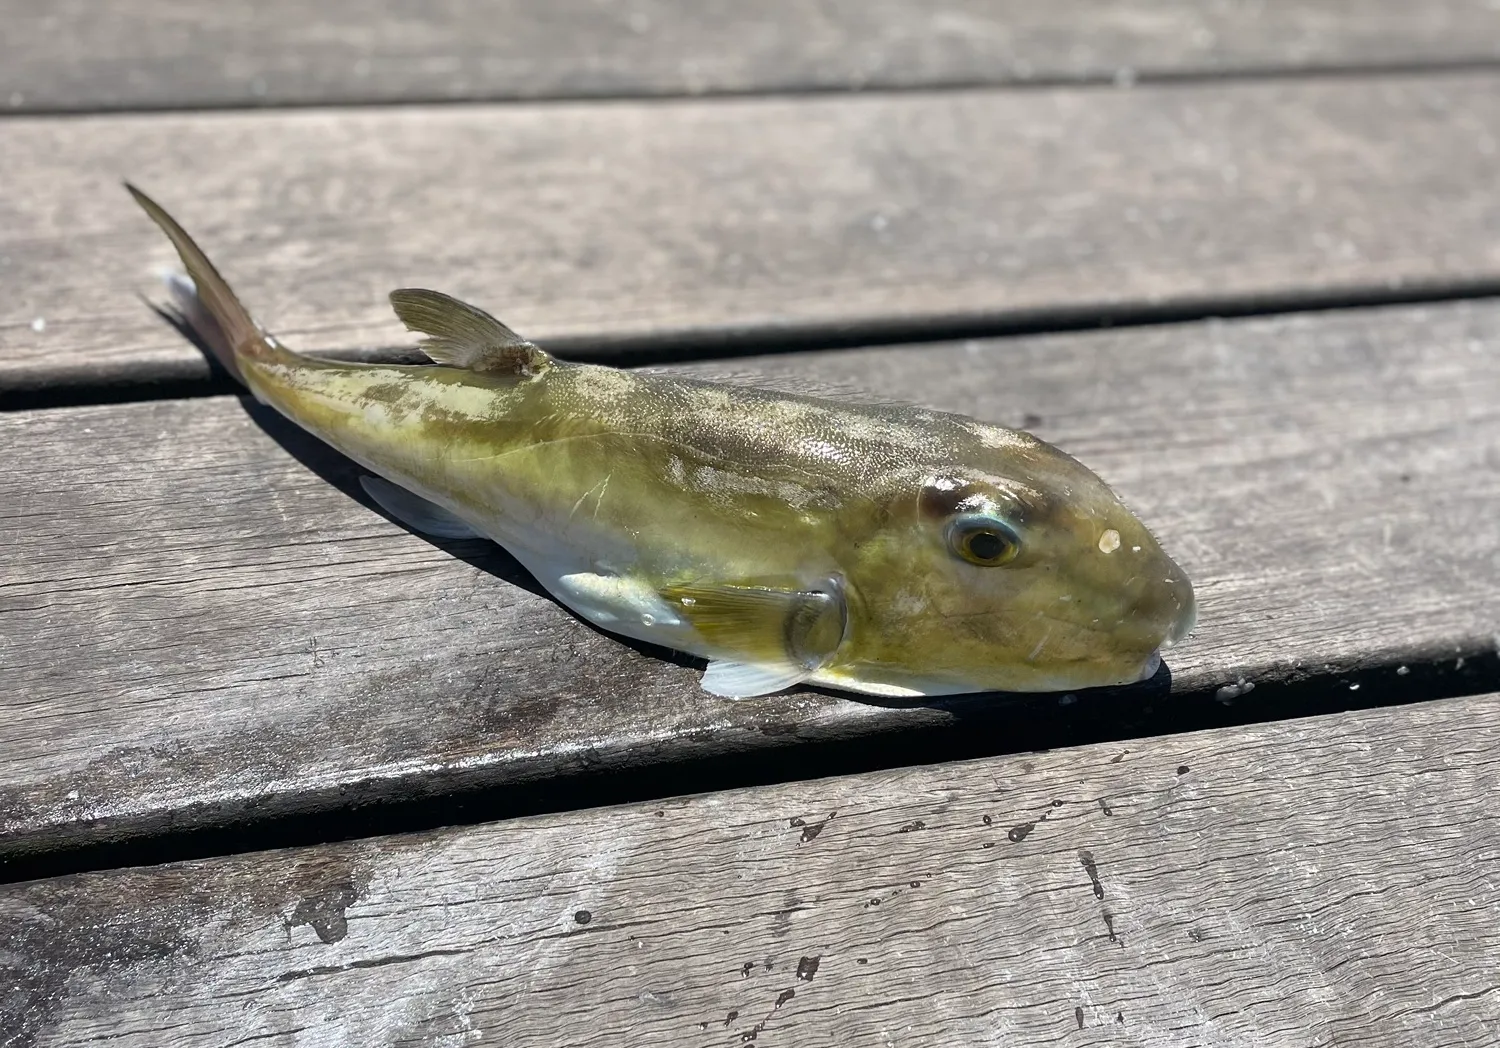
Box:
360 476 482 540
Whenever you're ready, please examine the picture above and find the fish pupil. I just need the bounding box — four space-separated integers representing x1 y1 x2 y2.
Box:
967 531 1006 561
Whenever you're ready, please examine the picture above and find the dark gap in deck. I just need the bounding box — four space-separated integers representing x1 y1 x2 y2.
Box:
4 57 1500 118
7 283 1500 413
3 648 1496 886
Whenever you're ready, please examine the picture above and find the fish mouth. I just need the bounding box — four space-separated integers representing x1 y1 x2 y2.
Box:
1126 588 1195 684
1131 649 1163 683
1128 591 1195 684
1158 594 1198 650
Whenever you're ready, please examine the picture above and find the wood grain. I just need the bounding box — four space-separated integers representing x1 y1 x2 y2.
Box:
2 299 1497 859
6 73 1500 395
5 0 1500 112
6 692 1500 1048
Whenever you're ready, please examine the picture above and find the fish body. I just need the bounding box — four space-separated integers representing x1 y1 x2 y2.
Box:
129 185 1196 699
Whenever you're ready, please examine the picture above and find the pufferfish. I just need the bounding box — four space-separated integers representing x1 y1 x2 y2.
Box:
128 184 1195 700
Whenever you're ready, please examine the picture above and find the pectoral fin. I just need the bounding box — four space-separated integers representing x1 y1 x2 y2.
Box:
360 476 482 540
661 578 848 698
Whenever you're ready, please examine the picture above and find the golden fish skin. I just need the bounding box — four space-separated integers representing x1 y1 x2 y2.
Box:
129 184 1196 699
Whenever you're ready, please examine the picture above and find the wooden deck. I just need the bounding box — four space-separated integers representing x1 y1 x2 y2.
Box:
3 4 1499 1046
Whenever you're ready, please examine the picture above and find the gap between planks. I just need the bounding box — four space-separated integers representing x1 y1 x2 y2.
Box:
10 57 1500 118
5 0 1500 113
2 649 1497 888
10 282 1500 412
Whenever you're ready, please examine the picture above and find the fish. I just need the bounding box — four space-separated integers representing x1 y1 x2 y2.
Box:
127 184 1196 700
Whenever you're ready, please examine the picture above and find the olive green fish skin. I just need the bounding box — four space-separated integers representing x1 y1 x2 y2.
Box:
242 351 1195 696
128 182 1194 698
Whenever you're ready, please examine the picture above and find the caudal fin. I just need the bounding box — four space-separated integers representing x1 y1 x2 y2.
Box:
127 183 275 386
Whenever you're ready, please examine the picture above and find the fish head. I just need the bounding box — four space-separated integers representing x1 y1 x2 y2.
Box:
843 424 1195 694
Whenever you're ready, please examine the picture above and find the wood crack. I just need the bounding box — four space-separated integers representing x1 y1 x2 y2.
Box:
275 946 475 984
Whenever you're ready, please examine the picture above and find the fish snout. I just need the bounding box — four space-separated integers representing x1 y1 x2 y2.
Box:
1125 558 1197 651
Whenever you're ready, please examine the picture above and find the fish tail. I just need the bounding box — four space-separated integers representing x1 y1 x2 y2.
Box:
126 183 290 387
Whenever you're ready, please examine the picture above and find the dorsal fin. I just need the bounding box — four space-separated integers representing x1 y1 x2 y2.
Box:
388 288 551 376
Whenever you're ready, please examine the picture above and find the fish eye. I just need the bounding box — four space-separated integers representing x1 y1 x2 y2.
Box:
947 514 1022 567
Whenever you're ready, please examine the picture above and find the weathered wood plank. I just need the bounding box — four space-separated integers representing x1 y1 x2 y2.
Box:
6 693 1500 1047
2 300 1497 859
6 74 1500 395
5 1 1500 112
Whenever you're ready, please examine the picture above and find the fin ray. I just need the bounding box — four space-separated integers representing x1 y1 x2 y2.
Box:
389 288 550 376
701 659 813 699
554 572 683 630
661 578 847 670
127 183 277 386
